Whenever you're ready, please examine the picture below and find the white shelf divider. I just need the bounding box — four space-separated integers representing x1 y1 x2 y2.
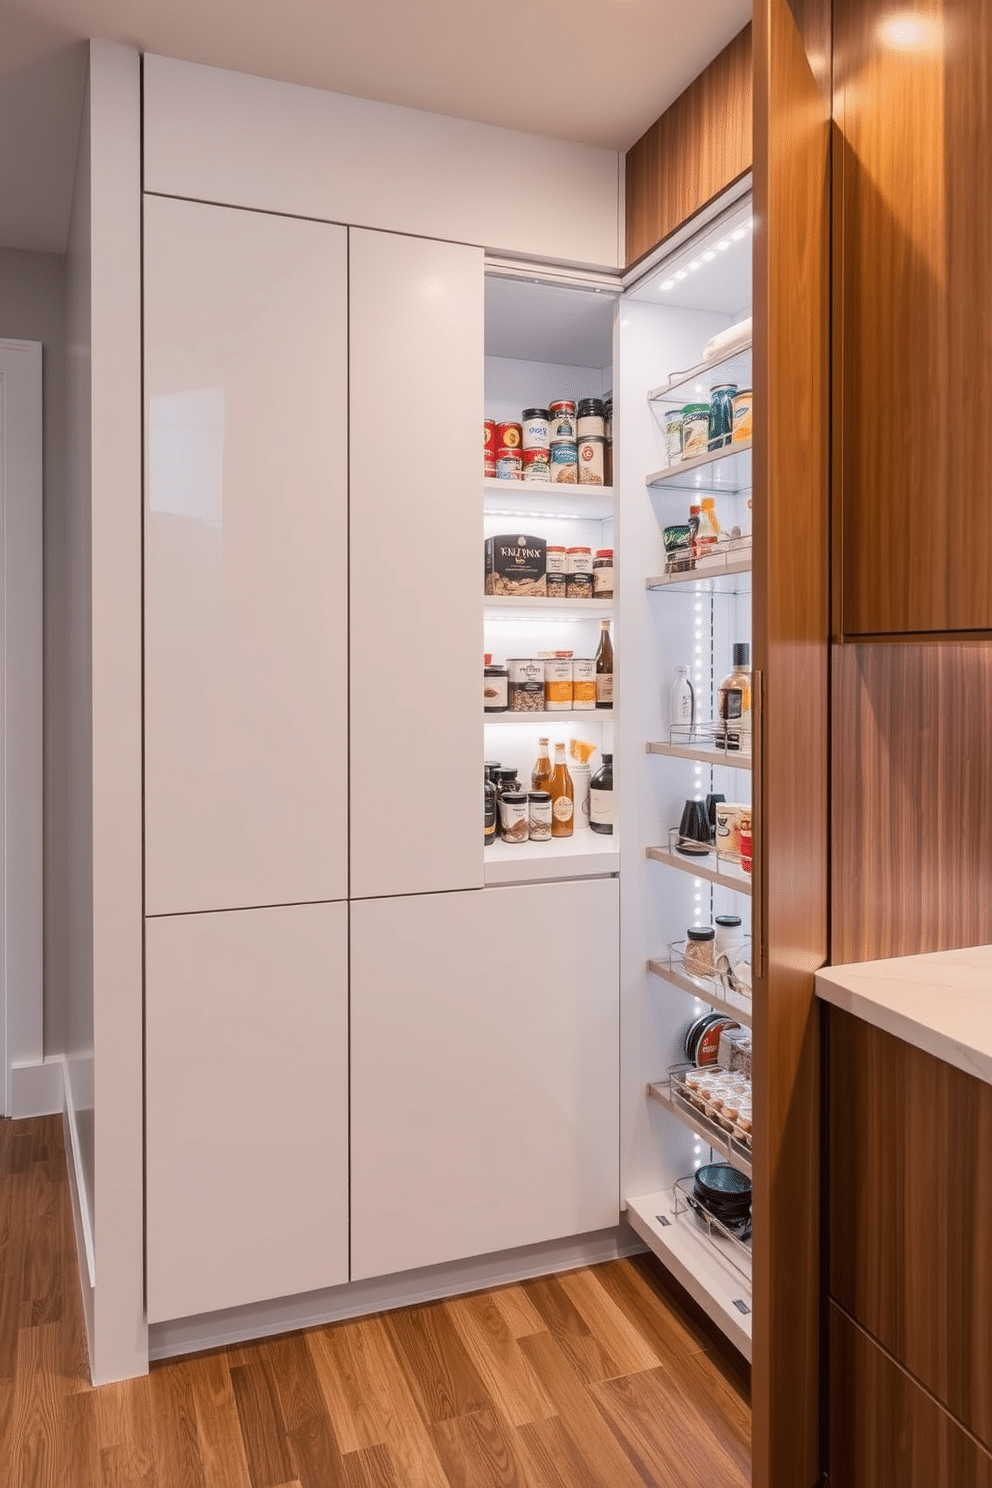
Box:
485 596 614 620
646 439 752 492
646 739 752 770
646 843 753 896
624 1189 752 1360
646 1080 752 1179
487 709 613 725
485 833 618 886
647 957 753 1029
484 477 613 521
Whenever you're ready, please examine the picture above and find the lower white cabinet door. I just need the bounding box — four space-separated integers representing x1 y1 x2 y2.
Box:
350 880 620 1280
146 902 349 1322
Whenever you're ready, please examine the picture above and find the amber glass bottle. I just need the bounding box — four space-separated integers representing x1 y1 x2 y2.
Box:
531 737 553 794
549 742 574 838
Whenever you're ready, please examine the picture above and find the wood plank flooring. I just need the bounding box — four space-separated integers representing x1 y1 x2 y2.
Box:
0 1115 751 1487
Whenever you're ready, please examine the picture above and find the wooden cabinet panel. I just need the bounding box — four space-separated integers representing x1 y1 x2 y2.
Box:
831 642 992 965
624 25 752 267
830 1304 992 1485
144 197 349 915
751 0 831 1482
829 1008 992 1450
350 880 619 1280
834 0 992 634
146 902 349 1322
348 229 484 901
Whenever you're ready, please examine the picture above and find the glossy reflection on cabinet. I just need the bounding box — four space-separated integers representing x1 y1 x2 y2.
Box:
143 195 349 915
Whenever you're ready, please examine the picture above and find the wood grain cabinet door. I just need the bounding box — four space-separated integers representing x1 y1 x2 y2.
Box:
834 0 992 635
752 0 832 1483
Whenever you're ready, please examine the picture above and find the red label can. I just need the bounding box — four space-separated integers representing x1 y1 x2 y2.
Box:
484 421 497 475
496 421 522 451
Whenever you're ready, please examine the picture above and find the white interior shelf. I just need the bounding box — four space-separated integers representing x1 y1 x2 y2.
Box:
646 439 752 493
624 1189 753 1361
484 833 618 886
486 709 612 724
484 596 614 620
484 477 613 521
646 559 752 594
647 957 753 1029
646 844 753 896
647 1081 752 1179
646 739 753 770
647 341 753 405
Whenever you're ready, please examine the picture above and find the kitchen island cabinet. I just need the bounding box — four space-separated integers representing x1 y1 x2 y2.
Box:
819 947 992 1476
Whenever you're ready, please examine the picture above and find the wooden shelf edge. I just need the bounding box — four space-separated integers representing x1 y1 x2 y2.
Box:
646 844 753 896
647 959 753 1028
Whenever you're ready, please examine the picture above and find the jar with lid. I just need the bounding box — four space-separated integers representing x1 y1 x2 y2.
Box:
521 408 550 450
499 791 530 843
592 549 614 598
528 791 552 841
484 662 508 712
484 776 497 846
576 397 606 438
684 926 716 978
589 753 613 835
714 914 745 958
548 400 577 442
546 544 567 598
493 767 520 836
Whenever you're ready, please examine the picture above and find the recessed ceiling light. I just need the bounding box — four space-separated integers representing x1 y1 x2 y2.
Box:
702 251 716 262
731 227 747 241
675 269 688 281
660 278 676 291
716 241 730 251
689 260 701 271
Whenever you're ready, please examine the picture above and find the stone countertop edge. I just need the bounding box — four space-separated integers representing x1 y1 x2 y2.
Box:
815 944 992 1087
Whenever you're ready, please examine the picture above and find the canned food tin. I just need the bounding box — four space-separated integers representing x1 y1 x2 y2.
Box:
496 421 522 451
495 447 522 480
506 657 545 712
521 408 550 449
549 442 578 483
521 447 551 482
544 657 573 711
548 401 577 442
665 411 684 465
681 403 710 459
732 389 753 445
572 657 597 709
577 436 605 485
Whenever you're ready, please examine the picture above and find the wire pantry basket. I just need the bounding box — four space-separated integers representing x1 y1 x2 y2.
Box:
665 938 753 1012
667 719 753 757
672 1175 753 1277
669 1062 753 1154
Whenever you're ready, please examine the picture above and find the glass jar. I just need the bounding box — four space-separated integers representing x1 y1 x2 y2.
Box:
484 664 508 712
528 791 552 840
499 791 530 843
592 549 614 598
684 926 716 978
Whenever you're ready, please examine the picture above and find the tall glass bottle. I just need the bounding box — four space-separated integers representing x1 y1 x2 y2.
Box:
531 737 553 793
717 642 752 752
595 619 614 709
669 664 695 733
549 741 574 837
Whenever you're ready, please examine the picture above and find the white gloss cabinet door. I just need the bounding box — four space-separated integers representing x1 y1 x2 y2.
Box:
350 880 620 1280
145 902 349 1322
349 229 484 899
143 196 348 916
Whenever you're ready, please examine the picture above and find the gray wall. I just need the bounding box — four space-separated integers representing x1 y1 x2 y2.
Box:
0 246 68 1058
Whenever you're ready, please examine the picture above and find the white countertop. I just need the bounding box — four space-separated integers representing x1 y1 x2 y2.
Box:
816 945 992 1086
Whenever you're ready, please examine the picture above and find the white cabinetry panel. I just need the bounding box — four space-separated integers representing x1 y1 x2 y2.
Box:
144 196 348 915
349 230 484 898
350 880 619 1280
146 902 349 1322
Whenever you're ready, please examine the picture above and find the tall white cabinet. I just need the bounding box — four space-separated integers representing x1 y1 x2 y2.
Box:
142 189 621 1324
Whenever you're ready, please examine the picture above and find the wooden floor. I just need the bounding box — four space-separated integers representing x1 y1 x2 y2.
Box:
0 1115 750 1487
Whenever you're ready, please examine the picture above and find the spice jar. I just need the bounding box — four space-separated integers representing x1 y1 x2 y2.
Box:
576 397 606 438
684 926 716 978
499 791 530 843
484 662 508 712
593 549 614 598
521 408 550 449
528 791 552 841
546 544 567 599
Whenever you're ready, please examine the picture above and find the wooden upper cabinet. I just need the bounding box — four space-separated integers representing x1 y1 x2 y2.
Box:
624 25 752 267
835 0 992 636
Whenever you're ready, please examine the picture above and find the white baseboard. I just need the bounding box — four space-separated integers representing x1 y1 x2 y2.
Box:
150 1222 648 1362
10 1057 65 1117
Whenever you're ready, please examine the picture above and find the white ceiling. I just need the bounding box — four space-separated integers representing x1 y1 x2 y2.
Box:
0 0 750 255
